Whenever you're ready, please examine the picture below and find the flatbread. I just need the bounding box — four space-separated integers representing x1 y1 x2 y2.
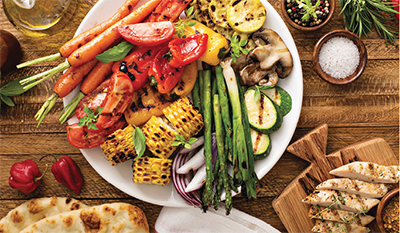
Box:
20 203 149 233
0 197 87 233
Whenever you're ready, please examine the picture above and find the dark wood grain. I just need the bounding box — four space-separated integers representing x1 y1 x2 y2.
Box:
0 0 399 232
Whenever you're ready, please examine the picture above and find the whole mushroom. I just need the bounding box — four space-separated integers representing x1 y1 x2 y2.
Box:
239 28 293 86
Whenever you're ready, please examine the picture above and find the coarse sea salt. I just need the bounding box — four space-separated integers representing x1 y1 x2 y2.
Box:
318 36 360 79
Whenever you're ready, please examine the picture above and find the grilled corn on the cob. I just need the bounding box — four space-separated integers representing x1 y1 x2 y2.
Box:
142 116 178 159
100 125 137 166
163 97 204 140
133 157 172 186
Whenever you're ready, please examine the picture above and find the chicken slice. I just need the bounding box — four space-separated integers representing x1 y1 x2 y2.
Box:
329 162 399 184
308 205 375 226
315 178 391 198
312 219 370 233
302 190 380 213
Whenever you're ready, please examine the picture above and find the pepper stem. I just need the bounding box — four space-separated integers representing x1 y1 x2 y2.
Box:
34 164 49 183
39 154 59 162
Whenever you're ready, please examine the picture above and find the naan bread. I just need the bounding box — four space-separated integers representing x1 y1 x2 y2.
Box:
0 197 87 233
20 203 149 233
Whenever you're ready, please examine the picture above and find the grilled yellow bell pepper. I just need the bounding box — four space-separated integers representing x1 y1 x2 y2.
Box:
184 20 229 66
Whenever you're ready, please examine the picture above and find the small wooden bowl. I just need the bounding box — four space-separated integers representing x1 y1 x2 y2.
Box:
376 188 399 233
281 0 335 32
312 30 367 85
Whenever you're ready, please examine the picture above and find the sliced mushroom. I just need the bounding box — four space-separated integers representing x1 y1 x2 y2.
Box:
248 28 293 78
239 62 279 86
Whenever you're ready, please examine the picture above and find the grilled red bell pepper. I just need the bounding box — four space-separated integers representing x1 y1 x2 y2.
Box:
148 46 185 94
9 160 48 193
43 155 83 194
168 33 208 68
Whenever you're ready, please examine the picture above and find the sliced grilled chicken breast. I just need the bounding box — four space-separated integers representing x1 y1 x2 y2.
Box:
308 205 375 226
302 190 380 213
315 178 391 198
329 162 399 184
312 219 371 233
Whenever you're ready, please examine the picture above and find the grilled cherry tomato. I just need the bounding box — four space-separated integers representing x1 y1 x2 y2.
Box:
96 71 135 129
66 120 125 149
118 21 175 46
76 79 110 120
148 47 185 94
168 33 208 68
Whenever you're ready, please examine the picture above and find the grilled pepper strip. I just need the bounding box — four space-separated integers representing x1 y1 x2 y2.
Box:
149 47 185 94
42 155 83 194
8 160 48 193
168 34 208 68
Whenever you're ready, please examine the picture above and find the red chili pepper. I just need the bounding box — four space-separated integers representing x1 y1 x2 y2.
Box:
393 0 399 20
41 155 83 194
8 160 48 193
148 46 185 94
168 33 208 68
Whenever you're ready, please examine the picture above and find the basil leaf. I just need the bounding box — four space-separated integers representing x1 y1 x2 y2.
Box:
187 21 196 27
188 137 197 144
96 41 133 64
184 143 191 149
0 76 33 96
254 86 261 102
0 94 15 106
171 141 182 147
132 126 146 159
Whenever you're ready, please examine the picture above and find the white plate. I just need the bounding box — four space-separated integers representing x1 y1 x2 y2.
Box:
64 0 303 207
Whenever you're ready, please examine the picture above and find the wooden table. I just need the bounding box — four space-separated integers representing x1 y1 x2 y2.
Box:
1 1 398 232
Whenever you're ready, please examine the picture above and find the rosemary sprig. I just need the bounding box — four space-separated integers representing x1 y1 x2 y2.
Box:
339 0 399 46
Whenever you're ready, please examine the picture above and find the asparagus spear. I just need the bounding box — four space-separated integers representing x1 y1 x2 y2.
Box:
215 65 234 163
202 69 214 206
220 58 249 183
192 72 201 113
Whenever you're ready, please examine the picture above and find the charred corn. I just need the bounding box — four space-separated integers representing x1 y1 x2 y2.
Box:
133 157 172 186
142 116 178 159
163 97 204 140
100 125 137 166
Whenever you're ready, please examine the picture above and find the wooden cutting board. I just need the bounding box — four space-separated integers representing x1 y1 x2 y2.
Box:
272 124 399 233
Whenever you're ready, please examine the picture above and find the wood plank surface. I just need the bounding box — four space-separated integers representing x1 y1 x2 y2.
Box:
0 0 398 232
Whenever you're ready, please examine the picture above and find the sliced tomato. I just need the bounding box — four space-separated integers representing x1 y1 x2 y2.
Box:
76 79 110 120
96 71 135 129
148 47 185 94
118 21 175 46
66 120 125 149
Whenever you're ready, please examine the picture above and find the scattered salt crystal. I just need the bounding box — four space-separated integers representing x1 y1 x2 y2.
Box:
318 36 360 79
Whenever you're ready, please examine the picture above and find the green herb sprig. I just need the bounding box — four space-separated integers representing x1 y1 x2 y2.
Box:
78 106 103 130
174 6 197 38
132 125 146 160
0 76 34 107
296 0 321 22
96 41 133 63
339 0 399 46
171 134 198 149
229 34 249 62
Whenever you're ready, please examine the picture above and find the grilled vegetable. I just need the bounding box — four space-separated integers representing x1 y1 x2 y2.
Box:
132 157 172 186
261 86 292 116
169 61 198 97
163 97 204 141
142 116 178 159
100 125 138 166
244 88 283 134
250 128 271 160
226 0 266 34
208 0 231 29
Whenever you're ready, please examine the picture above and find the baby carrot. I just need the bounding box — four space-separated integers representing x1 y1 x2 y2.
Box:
17 0 140 69
80 61 114 95
68 0 162 68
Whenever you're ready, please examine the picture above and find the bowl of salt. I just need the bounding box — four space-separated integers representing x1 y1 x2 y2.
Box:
312 30 367 85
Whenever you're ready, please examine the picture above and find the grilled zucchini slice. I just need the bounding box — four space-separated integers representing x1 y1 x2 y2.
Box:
244 88 282 134
251 128 271 160
261 86 292 116
227 0 266 34
208 0 231 29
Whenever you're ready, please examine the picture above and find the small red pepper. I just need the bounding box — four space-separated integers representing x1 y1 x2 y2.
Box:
148 46 185 94
9 160 48 193
168 33 208 68
393 0 399 20
41 155 83 194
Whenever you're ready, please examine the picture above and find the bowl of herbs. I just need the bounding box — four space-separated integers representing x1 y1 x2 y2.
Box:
281 0 335 31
